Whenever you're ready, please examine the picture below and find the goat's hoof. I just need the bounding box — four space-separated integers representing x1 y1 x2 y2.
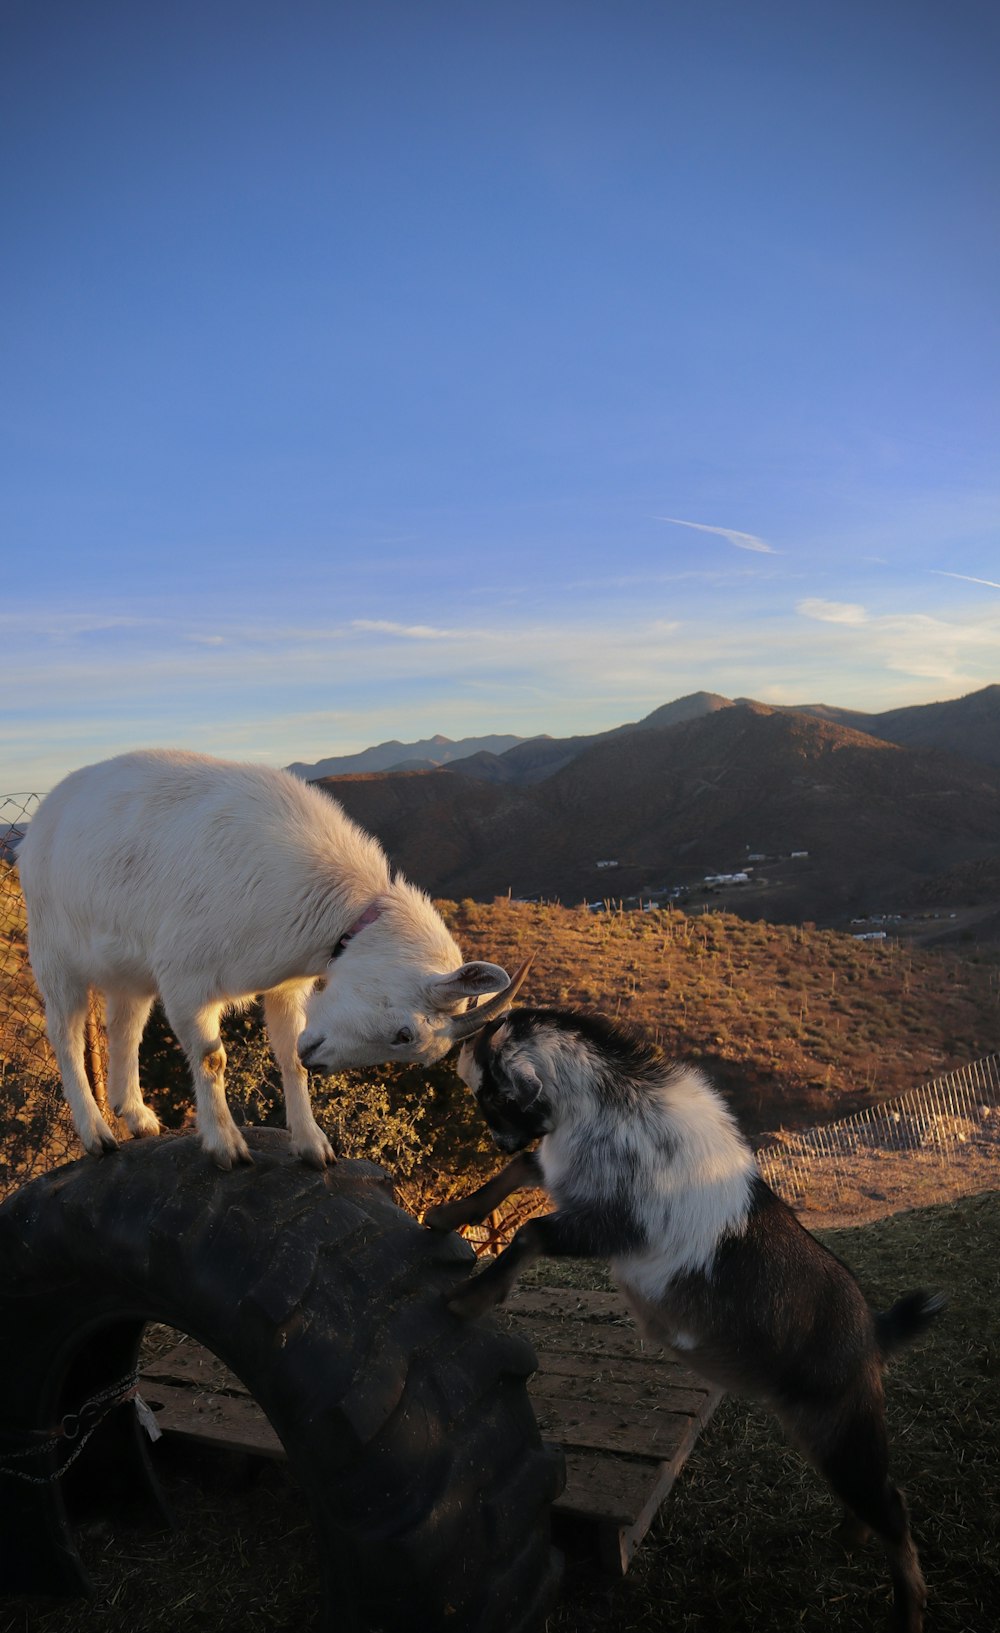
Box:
295 1135 336 1170
209 1141 254 1171
93 1132 120 1157
126 1108 162 1140
424 1206 456 1232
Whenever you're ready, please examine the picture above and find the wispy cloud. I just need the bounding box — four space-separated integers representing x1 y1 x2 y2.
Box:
350 619 471 640
797 599 869 625
930 570 1000 592
7 586 999 792
654 516 777 555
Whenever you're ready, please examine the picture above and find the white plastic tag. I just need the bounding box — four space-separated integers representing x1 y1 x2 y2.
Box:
134 1393 163 1442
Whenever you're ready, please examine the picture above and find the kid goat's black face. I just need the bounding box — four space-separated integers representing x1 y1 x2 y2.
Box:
457 1016 552 1154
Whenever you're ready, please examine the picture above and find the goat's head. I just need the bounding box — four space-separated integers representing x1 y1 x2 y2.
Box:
297 886 533 1073
456 1011 555 1153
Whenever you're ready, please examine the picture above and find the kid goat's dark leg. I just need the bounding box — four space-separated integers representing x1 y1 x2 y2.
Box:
447 1208 629 1319
424 1151 543 1233
805 1390 927 1633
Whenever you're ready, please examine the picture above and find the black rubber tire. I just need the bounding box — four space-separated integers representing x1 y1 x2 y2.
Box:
0 1128 564 1632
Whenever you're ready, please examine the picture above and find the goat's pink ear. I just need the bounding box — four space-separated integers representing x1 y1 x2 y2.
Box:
429 962 509 1008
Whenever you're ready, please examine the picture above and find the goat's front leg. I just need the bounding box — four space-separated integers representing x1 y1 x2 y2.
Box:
424 1150 543 1233
447 1208 613 1320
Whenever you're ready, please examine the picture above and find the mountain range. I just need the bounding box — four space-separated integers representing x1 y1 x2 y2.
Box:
290 684 1000 784
303 685 1000 933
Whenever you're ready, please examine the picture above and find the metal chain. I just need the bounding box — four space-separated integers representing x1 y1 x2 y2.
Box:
0 1369 141 1486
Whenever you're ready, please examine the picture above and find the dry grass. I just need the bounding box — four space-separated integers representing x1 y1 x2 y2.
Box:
443 898 1000 1135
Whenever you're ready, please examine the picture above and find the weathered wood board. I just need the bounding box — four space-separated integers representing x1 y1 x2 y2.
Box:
138 1285 720 1575
499 1286 722 1573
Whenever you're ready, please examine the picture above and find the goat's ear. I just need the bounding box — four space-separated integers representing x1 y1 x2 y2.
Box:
428 962 509 1009
508 1063 543 1107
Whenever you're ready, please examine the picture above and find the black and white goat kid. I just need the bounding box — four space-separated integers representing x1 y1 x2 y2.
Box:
426 1008 943 1633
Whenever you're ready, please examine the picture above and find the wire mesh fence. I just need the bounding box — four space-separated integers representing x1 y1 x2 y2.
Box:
757 1054 1000 1223
1 793 87 1197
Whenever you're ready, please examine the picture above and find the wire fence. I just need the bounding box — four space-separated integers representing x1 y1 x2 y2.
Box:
0 793 85 1198
756 1054 1000 1223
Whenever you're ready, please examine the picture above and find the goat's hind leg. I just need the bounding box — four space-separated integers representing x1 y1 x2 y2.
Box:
810 1397 927 1633
106 993 159 1139
41 976 118 1156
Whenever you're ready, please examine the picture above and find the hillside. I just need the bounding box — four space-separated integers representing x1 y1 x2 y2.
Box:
321 703 1000 924
3 868 998 1152
796 682 1000 767
439 897 1000 1135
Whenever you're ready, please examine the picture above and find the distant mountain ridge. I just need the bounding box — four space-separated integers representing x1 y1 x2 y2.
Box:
789 684 1000 767
309 686 1000 927
287 731 538 779
288 684 1000 787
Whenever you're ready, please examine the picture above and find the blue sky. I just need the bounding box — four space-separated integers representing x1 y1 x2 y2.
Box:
4 0 999 791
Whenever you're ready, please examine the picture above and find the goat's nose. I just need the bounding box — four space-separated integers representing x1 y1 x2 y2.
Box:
298 1037 321 1068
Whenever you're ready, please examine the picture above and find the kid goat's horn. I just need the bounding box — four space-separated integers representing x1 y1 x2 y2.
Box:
448 954 535 1041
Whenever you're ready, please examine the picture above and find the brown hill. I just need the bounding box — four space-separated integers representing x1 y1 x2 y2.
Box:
793 683 1000 767
444 689 734 785
443 683 1000 786
320 703 1000 923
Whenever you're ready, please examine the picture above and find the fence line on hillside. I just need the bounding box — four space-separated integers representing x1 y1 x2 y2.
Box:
756 1054 1000 1216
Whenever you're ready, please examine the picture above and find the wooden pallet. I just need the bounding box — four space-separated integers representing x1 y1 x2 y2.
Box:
500 1287 721 1573
138 1286 720 1576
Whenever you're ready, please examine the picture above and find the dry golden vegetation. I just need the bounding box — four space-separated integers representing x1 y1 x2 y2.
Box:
3 871 1000 1203
443 897 1000 1135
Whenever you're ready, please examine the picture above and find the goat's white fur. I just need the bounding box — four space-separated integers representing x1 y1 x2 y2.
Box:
19 749 508 1168
461 1026 757 1292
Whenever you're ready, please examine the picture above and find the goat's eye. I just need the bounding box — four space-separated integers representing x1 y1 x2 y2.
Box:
392 1027 415 1047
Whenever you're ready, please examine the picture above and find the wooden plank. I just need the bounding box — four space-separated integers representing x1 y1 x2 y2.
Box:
143 1343 245 1395
503 1311 672 1365
137 1378 284 1459
617 1397 718 1574
530 1369 709 1416
531 1349 701 1386
557 1449 664 1525
506 1287 634 1322
530 1395 702 1460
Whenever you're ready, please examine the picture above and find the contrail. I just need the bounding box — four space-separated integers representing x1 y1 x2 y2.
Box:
930 570 1000 591
654 516 776 555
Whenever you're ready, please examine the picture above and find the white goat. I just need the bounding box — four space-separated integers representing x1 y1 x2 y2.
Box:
18 749 526 1169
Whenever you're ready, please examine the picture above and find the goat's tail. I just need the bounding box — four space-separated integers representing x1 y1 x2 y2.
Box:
875 1289 946 1357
